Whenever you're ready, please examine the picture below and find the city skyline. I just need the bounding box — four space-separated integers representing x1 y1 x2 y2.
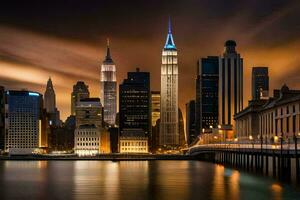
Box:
1 1 300 121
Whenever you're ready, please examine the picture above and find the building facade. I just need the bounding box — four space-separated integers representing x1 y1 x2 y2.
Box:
151 91 160 127
100 39 117 125
74 125 100 156
235 85 300 143
186 100 196 145
119 68 151 153
5 90 43 154
119 136 148 153
119 68 151 137
252 67 269 100
160 19 179 147
74 98 103 156
0 86 5 151
196 56 219 135
71 81 90 116
219 40 243 129
75 98 103 127
178 108 186 147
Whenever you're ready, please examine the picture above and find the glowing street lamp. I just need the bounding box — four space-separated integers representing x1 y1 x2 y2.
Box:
249 135 254 149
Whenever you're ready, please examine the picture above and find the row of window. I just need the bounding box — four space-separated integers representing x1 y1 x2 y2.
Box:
77 143 99 146
121 141 147 146
76 137 99 141
121 148 147 151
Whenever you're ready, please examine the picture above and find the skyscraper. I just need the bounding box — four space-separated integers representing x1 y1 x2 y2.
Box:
151 91 160 126
71 81 90 115
44 78 56 113
44 78 60 126
74 98 103 156
5 90 44 155
75 98 103 127
119 68 151 153
219 40 243 128
196 56 219 134
100 39 117 125
160 19 179 147
119 68 151 137
252 67 269 100
186 100 196 145
178 108 186 148
0 86 5 151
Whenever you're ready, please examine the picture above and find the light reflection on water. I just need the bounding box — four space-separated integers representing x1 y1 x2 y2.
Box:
0 160 299 200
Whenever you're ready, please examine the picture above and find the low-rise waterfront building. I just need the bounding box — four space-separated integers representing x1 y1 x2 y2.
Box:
235 85 300 142
74 125 100 156
120 135 148 153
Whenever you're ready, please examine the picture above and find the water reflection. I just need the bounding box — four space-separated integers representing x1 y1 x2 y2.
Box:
0 160 299 200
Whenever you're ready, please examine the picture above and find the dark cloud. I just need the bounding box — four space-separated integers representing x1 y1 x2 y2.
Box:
1 0 300 120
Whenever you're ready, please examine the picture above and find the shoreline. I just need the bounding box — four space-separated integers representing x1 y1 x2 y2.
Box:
0 154 196 161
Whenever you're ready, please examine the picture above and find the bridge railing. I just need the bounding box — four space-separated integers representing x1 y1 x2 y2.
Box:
188 141 300 154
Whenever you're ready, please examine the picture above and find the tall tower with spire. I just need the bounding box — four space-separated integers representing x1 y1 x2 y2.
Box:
44 77 61 126
44 77 56 113
100 39 117 125
159 19 179 147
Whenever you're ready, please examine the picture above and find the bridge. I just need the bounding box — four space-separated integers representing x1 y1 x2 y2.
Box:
187 141 300 182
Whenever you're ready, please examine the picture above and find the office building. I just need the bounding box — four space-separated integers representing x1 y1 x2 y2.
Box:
5 90 43 155
252 67 269 100
160 19 179 147
71 81 90 115
74 98 103 156
119 68 151 153
151 91 160 126
75 98 103 127
0 86 5 151
178 108 186 147
186 100 196 145
100 39 117 125
196 56 219 135
219 40 243 129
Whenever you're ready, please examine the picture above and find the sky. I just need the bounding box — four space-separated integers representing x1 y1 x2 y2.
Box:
1 0 300 120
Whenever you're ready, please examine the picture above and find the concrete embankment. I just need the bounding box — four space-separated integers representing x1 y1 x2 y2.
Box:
0 154 196 161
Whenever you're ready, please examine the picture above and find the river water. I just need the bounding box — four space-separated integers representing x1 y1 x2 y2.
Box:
0 160 299 200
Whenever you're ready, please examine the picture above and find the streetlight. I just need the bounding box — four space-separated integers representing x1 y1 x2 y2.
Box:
274 135 279 149
249 135 254 149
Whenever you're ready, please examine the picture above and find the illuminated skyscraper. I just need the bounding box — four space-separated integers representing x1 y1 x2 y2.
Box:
196 56 219 134
5 90 43 155
100 39 117 125
159 19 179 147
119 68 151 153
219 40 243 128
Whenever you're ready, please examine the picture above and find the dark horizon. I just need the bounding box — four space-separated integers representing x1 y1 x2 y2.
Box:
1 0 300 120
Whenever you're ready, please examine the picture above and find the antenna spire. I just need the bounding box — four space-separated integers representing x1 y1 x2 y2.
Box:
168 16 172 33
